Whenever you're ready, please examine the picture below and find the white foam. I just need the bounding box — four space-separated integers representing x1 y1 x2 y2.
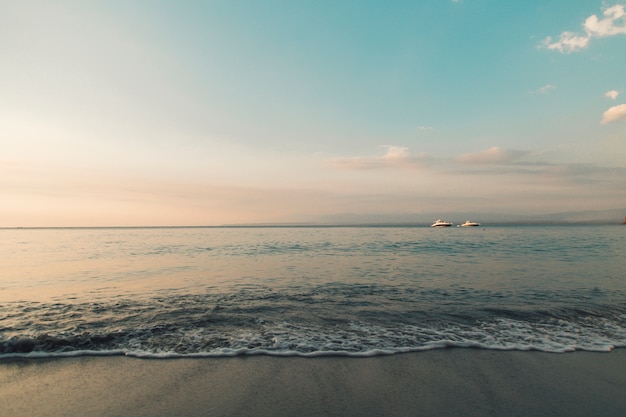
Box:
3 314 625 360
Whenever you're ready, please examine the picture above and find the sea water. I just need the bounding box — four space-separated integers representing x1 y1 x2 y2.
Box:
1 225 625 358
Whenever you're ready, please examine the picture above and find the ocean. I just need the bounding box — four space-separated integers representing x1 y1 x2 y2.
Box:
1 225 625 358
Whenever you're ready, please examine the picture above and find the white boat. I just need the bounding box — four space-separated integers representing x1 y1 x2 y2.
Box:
431 219 453 227
461 220 481 227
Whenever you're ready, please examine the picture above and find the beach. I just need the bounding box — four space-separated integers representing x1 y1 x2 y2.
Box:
2 349 625 417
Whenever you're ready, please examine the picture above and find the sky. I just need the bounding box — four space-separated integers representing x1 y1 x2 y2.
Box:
2 0 626 226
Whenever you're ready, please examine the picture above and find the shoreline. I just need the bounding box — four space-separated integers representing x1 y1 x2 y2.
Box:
2 348 625 417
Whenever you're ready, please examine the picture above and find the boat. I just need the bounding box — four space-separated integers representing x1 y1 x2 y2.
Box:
431 219 453 227
461 220 481 227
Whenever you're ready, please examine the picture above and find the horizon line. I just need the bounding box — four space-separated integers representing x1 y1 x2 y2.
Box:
2 219 624 230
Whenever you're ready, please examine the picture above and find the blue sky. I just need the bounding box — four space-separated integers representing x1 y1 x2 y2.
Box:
2 0 626 226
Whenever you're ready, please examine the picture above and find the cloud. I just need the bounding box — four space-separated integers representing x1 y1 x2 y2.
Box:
584 5 626 37
537 84 556 94
329 146 429 171
541 32 590 53
455 147 529 165
541 4 626 53
601 104 626 124
324 145 626 215
383 146 410 160
330 146 536 174
328 145 625 185
605 90 620 100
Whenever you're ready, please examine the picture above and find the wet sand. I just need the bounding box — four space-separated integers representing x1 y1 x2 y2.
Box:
1 349 625 417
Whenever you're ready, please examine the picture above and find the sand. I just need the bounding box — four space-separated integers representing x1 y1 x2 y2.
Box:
1 349 625 417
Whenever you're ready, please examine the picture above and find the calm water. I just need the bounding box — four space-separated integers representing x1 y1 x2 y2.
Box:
1 225 625 357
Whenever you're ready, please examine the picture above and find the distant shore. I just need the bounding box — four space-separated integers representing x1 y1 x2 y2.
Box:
2 349 625 417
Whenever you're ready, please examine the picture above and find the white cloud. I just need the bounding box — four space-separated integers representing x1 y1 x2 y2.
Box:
541 32 590 53
542 4 626 53
601 104 626 124
538 84 556 94
605 90 620 100
584 5 626 37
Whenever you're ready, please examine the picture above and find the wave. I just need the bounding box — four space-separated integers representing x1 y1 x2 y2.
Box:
3 282 626 359
3 313 625 359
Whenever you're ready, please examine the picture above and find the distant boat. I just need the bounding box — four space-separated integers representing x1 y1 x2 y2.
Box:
461 220 481 227
431 219 453 227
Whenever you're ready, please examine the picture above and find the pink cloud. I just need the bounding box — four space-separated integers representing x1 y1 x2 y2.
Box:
455 147 528 165
601 104 626 124
329 146 428 171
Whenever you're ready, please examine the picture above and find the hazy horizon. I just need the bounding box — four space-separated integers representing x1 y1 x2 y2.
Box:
2 1 626 227
3 207 625 228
